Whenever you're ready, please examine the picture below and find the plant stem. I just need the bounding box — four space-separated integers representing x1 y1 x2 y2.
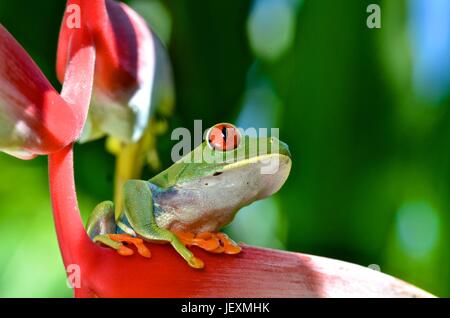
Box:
48 145 91 267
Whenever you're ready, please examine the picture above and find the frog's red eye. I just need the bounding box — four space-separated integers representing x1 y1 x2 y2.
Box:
207 123 241 151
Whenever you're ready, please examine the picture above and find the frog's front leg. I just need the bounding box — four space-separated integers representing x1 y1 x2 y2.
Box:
123 180 204 269
86 201 151 257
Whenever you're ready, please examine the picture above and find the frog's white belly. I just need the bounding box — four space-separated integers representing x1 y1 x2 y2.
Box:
152 154 291 233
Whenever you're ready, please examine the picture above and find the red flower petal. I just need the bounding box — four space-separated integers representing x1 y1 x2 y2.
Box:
0 25 79 157
57 0 173 143
59 25 95 135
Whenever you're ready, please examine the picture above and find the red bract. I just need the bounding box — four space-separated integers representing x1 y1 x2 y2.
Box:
57 0 139 99
57 0 172 143
0 25 82 159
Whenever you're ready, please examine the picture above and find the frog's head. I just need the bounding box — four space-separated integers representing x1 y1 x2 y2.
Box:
164 123 292 201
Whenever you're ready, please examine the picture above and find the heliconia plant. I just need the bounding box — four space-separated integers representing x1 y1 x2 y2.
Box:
0 0 434 297
56 0 174 144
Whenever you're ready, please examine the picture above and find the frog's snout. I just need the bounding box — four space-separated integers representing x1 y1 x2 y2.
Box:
270 137 291 159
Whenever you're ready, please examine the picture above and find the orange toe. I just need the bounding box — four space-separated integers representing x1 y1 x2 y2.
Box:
174 231 242 255
193 237 220 251
108 234 151 258
117 245 134 256
210 245 225 253
174 231 221 251
223 244 242 254
217 233 242 255
135 241 152 258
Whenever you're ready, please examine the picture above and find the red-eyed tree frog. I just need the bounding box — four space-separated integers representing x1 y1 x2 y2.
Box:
86 123 292 269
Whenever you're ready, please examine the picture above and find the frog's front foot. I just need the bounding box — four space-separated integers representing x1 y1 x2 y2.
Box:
174 231 242 255
106 234 152 258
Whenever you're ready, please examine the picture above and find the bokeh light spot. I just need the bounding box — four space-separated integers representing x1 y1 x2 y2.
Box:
396 201 440 259
408 0 450 103
227 198 285 249
247 0 297 62
237 75 282 129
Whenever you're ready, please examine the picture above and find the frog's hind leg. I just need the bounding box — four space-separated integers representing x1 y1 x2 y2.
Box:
86 201 151 258
86 201 117 239
123 180 204 269
174 231 241 254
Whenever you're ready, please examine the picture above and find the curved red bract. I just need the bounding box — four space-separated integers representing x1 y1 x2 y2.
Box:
57 0 165 143
57 0 145 104
0 26 78 157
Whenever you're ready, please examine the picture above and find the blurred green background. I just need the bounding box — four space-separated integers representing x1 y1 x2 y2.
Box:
0 0 449 297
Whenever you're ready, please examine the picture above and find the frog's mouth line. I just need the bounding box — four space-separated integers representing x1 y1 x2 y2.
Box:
220 153 291 176
205 153 291 200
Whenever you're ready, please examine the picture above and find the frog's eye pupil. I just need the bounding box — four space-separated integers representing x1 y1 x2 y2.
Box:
207 123 241 151
222 127 227 140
